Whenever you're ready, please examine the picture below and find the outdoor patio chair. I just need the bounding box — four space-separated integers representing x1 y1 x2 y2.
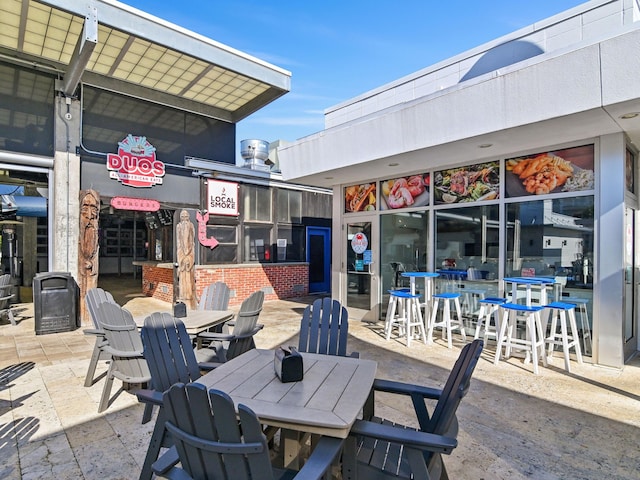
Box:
152 382 344 480
137 312 220 480
83 287 117 387
343 339 484 479
197 281 230 311
0 273 16 325
196 290 265 363
95 302 151 414
298 297 359 357
195 281 232 340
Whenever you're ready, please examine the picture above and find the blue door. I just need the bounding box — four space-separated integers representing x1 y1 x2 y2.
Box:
306 227 331 294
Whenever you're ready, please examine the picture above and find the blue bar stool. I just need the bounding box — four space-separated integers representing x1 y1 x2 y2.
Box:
543 301 584 372
494 303 547 374
428 292 465 348
385 290 427 347
474 297 506 343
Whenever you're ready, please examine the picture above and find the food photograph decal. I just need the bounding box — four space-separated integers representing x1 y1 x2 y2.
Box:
345 183 376 212
380 173 430 210
434 161 499 204
505 144 594 198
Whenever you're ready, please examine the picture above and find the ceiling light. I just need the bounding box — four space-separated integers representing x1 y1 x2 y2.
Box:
478 143 493 149
620 113 639 119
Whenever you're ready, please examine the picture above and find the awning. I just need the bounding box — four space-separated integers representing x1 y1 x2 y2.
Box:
0 0 291 123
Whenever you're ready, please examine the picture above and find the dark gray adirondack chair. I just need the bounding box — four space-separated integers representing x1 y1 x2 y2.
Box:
83 287 117 387
0 274 16 325
197 281 230 311
196 281 232 339
96 302 151 414
343 339 484 480
298 297 358 358
152 382 344 480
137 312 220 480
197 290 265 362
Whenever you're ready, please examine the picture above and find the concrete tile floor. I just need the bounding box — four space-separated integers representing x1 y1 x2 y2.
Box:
0 276 639 479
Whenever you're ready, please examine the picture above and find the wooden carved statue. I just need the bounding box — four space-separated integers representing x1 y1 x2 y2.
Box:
176 209 196 309
79 189 100 325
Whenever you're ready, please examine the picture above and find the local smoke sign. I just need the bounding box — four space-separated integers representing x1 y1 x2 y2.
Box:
207 179 239 216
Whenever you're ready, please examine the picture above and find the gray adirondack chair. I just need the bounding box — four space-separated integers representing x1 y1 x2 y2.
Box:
96 302 151 414
196 281 232 340
343 339 484 480
152 382 344 480
298 297 358 358
83 287 117 387
137 312 220 480
197 290 265 362
197 281 230 311
0 274 16 325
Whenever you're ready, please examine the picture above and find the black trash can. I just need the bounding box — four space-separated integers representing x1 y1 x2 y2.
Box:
33 272 79 335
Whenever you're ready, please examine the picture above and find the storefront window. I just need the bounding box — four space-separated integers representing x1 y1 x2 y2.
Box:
505 197 594 282
244 186 272 222
435 204 500 288
380 211 429 292
202 224 238 264
244 225 272 262
506 196 594 356
276 225 305 262
277 190 302 223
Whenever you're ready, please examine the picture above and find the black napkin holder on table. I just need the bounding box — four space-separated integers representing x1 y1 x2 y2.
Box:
274 346 303 383
173 301 187 318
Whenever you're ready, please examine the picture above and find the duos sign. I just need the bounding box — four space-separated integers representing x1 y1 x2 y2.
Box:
107 135 165 188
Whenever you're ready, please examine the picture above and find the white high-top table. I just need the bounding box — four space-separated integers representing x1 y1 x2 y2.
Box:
401 271 440 321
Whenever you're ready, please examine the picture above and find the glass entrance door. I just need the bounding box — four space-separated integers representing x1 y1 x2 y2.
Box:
345 220 377 321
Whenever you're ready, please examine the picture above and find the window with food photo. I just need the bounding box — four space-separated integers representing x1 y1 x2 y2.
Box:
505 144 595 197
380 173 430 210
434 161 500 205
344 183 376 212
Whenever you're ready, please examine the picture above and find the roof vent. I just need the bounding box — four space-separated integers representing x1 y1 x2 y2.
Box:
240 139 272 171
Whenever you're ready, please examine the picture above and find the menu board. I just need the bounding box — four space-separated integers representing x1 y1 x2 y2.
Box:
145 212 159 230
157 209 173 225
434 161 500 204
505 144 594 198
380 173 430 210
344 183 376 212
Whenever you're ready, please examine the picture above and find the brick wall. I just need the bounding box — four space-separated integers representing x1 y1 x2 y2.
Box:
141 264 174 303
141 263 309 306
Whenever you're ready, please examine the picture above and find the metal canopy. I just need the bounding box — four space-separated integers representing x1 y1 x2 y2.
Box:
0 0 291 122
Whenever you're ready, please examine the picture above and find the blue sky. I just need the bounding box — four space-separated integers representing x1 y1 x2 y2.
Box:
124 0 583 147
